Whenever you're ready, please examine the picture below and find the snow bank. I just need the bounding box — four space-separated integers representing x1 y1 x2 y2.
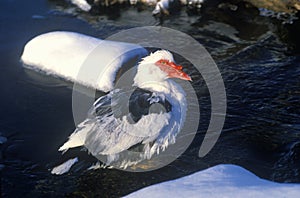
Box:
126 164 300 198
21 31 148 92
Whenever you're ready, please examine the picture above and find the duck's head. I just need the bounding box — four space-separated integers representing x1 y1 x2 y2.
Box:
134 50 191 87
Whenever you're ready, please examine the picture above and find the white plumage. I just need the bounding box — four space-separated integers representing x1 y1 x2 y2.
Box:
59 50 190 169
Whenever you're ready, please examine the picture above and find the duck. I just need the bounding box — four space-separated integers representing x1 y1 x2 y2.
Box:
58 50 191 169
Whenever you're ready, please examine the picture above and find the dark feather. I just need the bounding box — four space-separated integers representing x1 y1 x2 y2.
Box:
92 88 172 124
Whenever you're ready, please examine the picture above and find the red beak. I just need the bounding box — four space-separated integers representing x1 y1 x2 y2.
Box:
155 59 192 81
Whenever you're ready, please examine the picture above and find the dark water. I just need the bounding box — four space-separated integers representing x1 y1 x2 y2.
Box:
1 0 300 197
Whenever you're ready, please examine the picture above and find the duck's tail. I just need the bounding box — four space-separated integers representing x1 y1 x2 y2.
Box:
58 119 94 153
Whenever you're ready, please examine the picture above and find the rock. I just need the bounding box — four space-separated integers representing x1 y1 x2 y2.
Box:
244 0 300 13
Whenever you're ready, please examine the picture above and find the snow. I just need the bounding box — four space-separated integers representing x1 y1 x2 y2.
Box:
51 157 78 175
125 164 300 198
70 0 91 12
21 31 148 92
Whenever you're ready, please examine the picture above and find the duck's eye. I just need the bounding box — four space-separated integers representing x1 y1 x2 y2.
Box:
161 60 168 64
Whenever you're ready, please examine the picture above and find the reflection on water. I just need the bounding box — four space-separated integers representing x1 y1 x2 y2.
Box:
1 0 300 197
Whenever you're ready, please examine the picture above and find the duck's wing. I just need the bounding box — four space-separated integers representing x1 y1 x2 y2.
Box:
59 88 172 157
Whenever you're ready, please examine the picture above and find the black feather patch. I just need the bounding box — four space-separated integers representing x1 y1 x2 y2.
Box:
92 88 172 124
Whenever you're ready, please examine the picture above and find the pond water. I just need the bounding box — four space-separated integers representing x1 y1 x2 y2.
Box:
1 0 299 197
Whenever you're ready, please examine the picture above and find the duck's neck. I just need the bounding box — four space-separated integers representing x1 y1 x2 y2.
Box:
133 62 186 111
133 64 168 89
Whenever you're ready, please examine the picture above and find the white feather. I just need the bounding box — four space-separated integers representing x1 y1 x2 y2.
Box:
58 50 187 168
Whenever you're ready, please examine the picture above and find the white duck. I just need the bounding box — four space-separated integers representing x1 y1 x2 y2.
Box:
58 50 191 169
